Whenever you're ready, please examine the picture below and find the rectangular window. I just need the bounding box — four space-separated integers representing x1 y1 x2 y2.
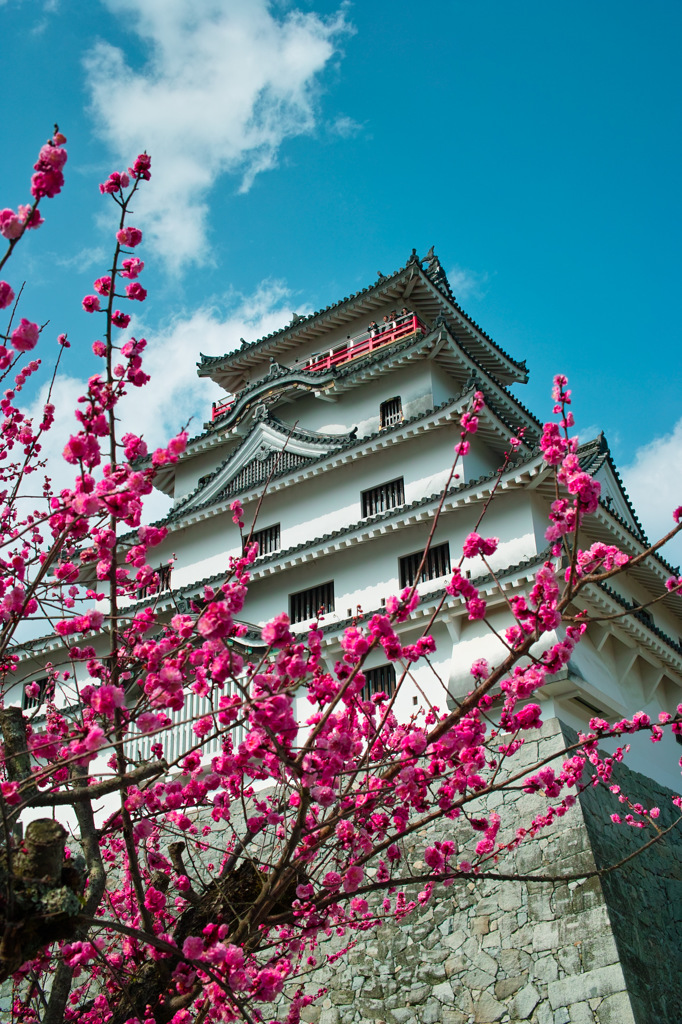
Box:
362 664 397 700
22 676 48 711
137 563 172 600
380 396 403 428
250 523 281 556
289 581 335 624
362 477 405 518
399 542 451 589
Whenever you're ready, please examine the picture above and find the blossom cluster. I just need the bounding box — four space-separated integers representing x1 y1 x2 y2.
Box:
1 142 681 1024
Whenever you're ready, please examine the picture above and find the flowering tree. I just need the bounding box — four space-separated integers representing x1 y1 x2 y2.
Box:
0 134 681 1024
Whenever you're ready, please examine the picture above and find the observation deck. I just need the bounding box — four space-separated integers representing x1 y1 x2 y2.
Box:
211 313 427 423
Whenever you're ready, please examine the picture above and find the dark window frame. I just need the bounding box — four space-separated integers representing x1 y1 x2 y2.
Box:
380 396 403 428
289 580 335 624
361 664 397 700
399 542 451 589
22 676 49 711
249 523 281 557
361 477 405 518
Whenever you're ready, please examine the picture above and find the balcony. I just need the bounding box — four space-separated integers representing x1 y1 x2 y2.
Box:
210 313 428 423
303 313 427 372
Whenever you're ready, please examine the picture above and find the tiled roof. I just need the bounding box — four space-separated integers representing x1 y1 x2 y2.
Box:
197 251 527 378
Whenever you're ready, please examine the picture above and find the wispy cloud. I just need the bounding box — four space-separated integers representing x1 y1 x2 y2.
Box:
329 115 363 138
621 417 682 566
84 0 351 270
447 264 489 303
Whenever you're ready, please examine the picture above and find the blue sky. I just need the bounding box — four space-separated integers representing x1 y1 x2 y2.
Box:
1 0 681 555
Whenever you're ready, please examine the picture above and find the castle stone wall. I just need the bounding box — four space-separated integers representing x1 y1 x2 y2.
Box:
290 718 680 1024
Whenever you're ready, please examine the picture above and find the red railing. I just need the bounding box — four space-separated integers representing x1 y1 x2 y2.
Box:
212 396 235 422
211 314 428 422
303 315 427 373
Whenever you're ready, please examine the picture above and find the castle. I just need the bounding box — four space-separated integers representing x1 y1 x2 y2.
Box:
14 249 682 1022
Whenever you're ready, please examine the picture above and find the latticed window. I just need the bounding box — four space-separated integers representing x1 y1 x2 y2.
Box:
224 451 307 498
362 477 405 518
250 523 281 556
380 396 403 428
289 581 335 624
361 664 396 700
399 542 451 588
23 676 48 710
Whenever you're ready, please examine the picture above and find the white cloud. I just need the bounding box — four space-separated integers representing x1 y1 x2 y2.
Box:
19 281 297 524
621 418 682 567
84 0 351 269
329 115 363 138
447 264 489 302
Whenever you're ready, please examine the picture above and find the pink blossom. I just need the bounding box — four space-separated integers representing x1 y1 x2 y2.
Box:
1 781 21 804
125 282 147 302
120 257 144 278
0 208 23 239
130 153 152 179
0 281 15 309
99 171 129 194
112 310 131 329
93 276 112 296
462 532 498 558
230 499 244 527
11 319 39 352
82 295 101 313
343 864 364 892
262 612 292 647
116 226 143 248
144 886 166 912
197 601 233 640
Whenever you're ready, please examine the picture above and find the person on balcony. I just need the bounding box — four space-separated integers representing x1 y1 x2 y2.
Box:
399 306 410 322
368 320 380 337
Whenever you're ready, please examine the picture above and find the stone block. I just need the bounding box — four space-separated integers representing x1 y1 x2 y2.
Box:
595 990 636 1024
420 999 445 1024
330 988 354 1006
494 975 525 999
497 882 523 911
405 983 430 1005
567 1002 593 1024
509 982 540 1019
417 962 447 984
431 980 455 1004
473 990 506 1022
532 954 559 983
319 1010 339 1024
548 965 627 1009
579 932 619 972
389 1009 417 1024
531 920 559 952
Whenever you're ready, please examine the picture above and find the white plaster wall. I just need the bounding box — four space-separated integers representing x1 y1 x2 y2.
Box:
280 361 452 439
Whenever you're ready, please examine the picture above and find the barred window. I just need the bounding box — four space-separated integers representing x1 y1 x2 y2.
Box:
362 477 405 518
399 542 451 589
289 581 335 624
23 676 48 711
380 396 403 428
137 563 172 600
361 664 396 700
250 523 281 556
